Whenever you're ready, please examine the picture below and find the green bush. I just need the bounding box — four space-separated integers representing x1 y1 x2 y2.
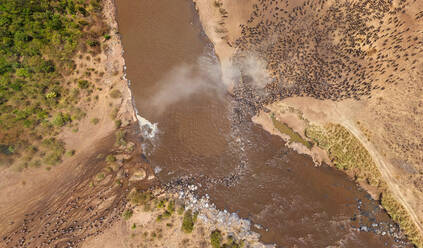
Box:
114 119 122 129
181 210 194 233
167 200 175 213
52 112 71 127
115 130 127 146
128 190 152 206
78 80 90 89
105 154 116 163
109 89 122 99
122 209 133 220
91 118 99 125
210 230 222 248
0 0 107 159
87 40 100 47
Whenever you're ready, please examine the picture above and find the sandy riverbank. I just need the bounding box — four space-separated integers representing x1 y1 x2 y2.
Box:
193 0 423 246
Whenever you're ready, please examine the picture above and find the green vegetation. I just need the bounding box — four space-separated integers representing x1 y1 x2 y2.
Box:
167 200 175 214
95 172 105 181
157 199 166 209
210 231 243 248
210 230 223 248
381 192 423 247
305 123 423 246
305 124 381 186
0 0 108 168
128 189 153 206
114 119 122 129
115 130 127 147
122 209 133 220
271 114 312 149
66 149 75 156
105 154 116 163
109 89 121 99
181 210 195 233
41 138 65 166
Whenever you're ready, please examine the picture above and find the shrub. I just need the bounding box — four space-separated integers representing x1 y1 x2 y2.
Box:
122 209 133 220
167 200 175 213
87 40 100 47
114 119 122 129
157 200 166 208
181 210 194 233
109 89 122 99
66 150 75 156
163 210 172 218
115 130 127 146
91 118 99 125
78 80 90 89
46 91 57 99
96 172 105 181
105 154 116 163
210 230 222 248
128 190 151 206
53 112 71 127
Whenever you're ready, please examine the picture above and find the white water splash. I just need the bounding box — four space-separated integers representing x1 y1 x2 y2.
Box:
154 166 162 174
136 114 158 140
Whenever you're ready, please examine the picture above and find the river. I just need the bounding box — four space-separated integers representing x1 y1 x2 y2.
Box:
115 0 411 247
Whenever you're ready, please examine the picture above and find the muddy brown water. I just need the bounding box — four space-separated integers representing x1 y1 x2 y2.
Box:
115 0 412 247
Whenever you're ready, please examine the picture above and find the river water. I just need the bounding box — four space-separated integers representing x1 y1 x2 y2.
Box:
115 0 411 247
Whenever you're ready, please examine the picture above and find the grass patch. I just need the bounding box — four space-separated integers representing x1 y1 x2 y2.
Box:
210 229 222 248
109 89 122 99
122 209 133 220
305 124 381 186
271 114 312 149
115 130 127 147
181 210 194 233
114 119 122 129
381 191 423 247
95 172 105 181
128 190 152 206
105 154 116 163
91 118 99 125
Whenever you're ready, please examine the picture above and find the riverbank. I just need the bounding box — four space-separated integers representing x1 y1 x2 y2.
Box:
0 0 143 245
82 184 273 248
192 0 423 247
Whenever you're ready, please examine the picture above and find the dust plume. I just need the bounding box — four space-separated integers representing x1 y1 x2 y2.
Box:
148 53 269 114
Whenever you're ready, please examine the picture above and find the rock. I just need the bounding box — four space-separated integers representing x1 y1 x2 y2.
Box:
129 169 146 181
147 174 155 180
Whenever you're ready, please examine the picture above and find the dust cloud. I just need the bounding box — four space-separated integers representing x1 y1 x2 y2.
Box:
148 53 269 114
